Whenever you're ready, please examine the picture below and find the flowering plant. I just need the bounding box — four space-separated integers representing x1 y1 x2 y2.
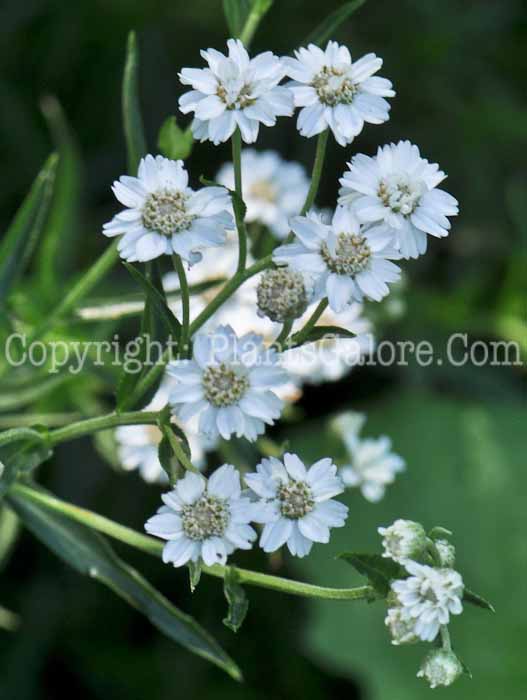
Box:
0 0 492 689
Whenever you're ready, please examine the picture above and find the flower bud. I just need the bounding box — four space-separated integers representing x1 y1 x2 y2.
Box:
378 519 427 563
417 649 463 689
434 538 456 567
256 267 308 323
385 606 419 645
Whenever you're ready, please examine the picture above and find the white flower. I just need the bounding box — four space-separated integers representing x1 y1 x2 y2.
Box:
434 538 456 568
339 141 459 259
245 453 348 558
283 41 394 146
335 413 405 502
391 561 464 642
378 519 427 562
384 606 420 646
167 325 288 442
417 649 463 689
145 465 258 566
216 150 309 238
103 155 233 264
179 39 293 145
281 303 375 384
273 207 401 312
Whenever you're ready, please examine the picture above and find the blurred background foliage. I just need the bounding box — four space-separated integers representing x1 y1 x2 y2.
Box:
0 0 525 698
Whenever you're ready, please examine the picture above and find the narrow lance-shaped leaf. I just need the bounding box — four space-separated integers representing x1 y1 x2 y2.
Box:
463 587 495 613
8 485 242 680
158 116 194 161
122 31 147 175
37 97 82 296
223 566 249 632
338 552 406 596
223 0 251 36
292 325 357 346
0 427 53 500
0 154 58 304
303 0 367 47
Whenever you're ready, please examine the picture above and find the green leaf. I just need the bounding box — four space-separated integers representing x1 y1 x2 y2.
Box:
223 567 249 633
303 0 366 47
0 604 20 632
37 97 82 295
0 154 58 304
230 189 247 224
223 0 251 35
8 484 242 680
122 31 147 175
463 588 495 613
428 526 453 540
122 262 181 339
188 561 202 593
0 427 52 499
157 434 181 484
158 116 194 161
158 415 192 482
293 325 357 345
337 552 406 596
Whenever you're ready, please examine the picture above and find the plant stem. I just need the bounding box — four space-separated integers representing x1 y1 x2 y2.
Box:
300 129 329 215
48 410 159 446
172 253 190 357
272 320 293 351
292 298 329 346
440 625 452 651
11 483 376 602
189 254 272 336
232 128 247 273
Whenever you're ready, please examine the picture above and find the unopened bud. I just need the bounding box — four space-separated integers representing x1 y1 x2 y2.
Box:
256 267 308 323
417 648 463 689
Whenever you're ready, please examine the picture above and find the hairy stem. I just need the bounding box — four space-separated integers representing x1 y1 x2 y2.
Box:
12 483 376 602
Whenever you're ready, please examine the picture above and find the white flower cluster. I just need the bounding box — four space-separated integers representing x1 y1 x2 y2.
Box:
379 520 465 688
333 412 405 502
145 454 348 566
100 37 457 595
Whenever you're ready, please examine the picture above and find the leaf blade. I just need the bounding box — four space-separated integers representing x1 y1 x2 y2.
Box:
158 116 193 161
8 485 242 680
337 552 406 596
122 31 147 175
303 0 366 47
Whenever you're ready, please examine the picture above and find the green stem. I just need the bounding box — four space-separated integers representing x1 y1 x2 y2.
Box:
172 253 190 357
292 299 328 346
189 254 272 336
272 320 293 351
48 410 159 446
440 625 452 651
11 483 376 602
232 128 247 273
300 129 329 216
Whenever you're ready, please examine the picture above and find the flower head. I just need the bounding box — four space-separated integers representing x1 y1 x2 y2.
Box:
179 39 293 144
384 606 420 646
167 325 288 442
391 561 464 642
145 465 258 566
256 267 310 323
283 41 394 145
434 538 456 568
378 519 427 562
103 155 232 264
339 141 459 258
273 208 401 313
216 150 309 238
245 453 348 557
334 412 405 502
417 649 463 689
